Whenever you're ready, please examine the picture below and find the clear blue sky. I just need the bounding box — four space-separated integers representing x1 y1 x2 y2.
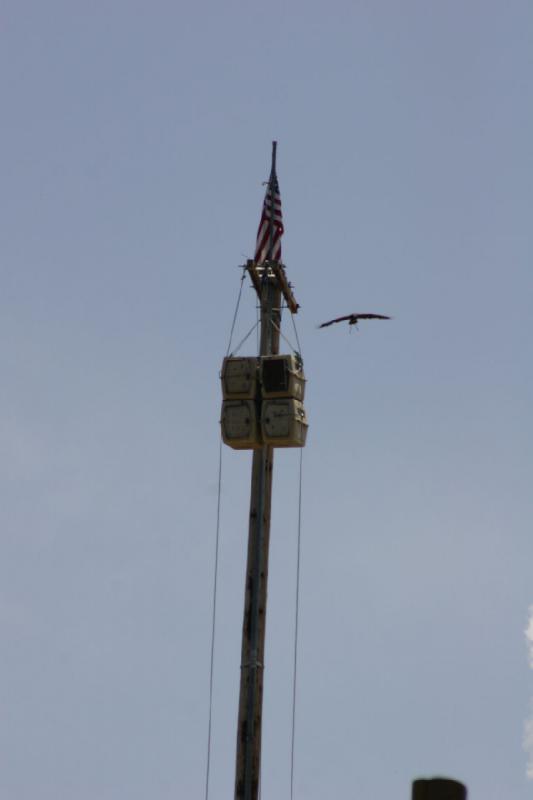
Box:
1 2 532 798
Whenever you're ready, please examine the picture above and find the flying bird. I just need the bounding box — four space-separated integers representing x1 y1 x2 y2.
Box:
318 313 391 329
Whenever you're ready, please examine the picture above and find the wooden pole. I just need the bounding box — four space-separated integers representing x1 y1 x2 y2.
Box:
234 141 282 800
234 272 281 800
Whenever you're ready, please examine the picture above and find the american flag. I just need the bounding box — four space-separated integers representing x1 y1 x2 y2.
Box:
254 172 284 264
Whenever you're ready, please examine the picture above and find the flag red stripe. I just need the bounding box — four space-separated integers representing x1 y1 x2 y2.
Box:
254 175 284 264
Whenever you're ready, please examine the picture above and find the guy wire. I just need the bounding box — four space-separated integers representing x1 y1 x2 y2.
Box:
290 447 304 800
205 438 223 800
226 266 247 357
206 268 248 799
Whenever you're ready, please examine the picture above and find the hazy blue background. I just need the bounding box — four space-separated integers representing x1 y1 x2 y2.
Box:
1 2 532 798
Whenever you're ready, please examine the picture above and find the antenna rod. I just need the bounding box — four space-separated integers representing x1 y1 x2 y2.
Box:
267 140 277 262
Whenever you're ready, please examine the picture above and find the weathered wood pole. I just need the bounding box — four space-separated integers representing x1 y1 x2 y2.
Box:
234 271 281 800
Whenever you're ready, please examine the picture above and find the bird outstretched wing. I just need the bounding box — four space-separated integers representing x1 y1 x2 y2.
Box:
353 313 391 321
318 313 391 328
317 314 353 328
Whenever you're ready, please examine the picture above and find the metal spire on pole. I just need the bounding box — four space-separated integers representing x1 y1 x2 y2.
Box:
267 141 277 263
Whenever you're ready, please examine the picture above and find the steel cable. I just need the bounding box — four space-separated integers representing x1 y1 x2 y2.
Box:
290 447 304 800
206 269 248 799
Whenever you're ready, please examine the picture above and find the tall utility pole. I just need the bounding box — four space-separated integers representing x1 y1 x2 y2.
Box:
234 143 297 800
234 275 280 800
